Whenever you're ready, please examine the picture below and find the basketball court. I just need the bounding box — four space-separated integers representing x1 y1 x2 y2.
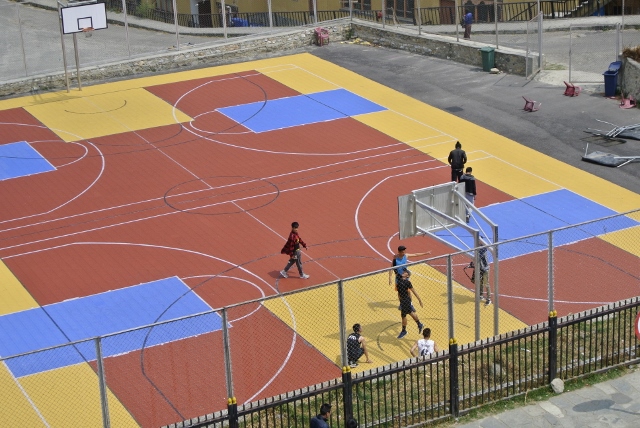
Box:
0 52 639 427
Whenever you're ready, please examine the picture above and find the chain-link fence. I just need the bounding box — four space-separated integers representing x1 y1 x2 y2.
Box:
1 209 637 426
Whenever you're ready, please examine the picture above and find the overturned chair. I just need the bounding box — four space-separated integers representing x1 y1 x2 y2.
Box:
523 96 541 112
620 94 637 109
564 81 582 97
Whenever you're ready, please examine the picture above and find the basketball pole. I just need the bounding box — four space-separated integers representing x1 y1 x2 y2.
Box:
57 1 71 93
72 32 83 90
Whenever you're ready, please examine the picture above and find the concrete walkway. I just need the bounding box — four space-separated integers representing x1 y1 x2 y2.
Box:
454 368 640 427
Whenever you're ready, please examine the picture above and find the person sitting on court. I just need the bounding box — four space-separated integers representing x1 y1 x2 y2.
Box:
396 271 424 339
410 327 439 357
346 323 372 368
389 245 431 287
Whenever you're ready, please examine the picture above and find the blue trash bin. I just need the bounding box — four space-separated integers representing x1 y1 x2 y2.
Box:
603 61 622 97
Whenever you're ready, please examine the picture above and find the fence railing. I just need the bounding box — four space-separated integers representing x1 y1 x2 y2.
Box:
1 209 638 427
174 296 640 428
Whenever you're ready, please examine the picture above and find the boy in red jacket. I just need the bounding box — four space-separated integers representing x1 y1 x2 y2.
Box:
280 221 309 279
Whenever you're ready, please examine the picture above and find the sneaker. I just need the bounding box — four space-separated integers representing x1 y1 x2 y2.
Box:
397 330 407 339
485 299 492 306
301 273 310 279
417 322 424 334
479 295 485 301
280 270 288 278
466 214 470 224
349 361 358 368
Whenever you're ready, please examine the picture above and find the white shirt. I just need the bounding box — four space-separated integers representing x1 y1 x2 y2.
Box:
417 338 435 356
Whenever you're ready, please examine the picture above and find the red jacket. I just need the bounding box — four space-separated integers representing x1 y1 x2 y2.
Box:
281 231 306 256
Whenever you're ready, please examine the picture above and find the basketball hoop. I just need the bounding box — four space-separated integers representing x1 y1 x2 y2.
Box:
81 27 94 38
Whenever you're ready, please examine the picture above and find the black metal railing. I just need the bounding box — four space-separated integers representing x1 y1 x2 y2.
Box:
169 297 640 428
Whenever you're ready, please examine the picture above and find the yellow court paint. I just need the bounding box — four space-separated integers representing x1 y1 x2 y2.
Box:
0 260 39 316
600 225 640 258
24 88 192 142
263 265 525 372
354 110 453 148
20 364 139 428
0 363 47 427
261 65 340 94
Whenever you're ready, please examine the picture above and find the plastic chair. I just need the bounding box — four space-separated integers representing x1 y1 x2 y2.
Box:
315 27 329 47
523 96 541 112
563 81 582 97
620 94 637 109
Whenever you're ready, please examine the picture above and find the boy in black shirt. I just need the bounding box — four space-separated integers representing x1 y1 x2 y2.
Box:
396 271 424 339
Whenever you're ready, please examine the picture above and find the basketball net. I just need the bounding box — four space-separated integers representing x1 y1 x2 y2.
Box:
81 27 94 38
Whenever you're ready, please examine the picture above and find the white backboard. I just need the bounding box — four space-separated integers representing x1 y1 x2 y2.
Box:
61 2 107 34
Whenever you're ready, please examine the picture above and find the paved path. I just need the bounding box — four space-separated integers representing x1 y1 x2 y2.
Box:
454 368 640 427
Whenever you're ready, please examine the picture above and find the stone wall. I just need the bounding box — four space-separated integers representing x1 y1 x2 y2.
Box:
0 24 350 99
351 22 528 75
620 57 640 98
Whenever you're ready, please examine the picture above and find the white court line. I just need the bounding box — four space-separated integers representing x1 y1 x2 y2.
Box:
1 360 49 427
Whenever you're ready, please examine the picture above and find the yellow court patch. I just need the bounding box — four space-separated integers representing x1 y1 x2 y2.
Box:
0 363 47 427
355 110 454 149
19 364 138 428
0 260 39 316
261 64 340 94
600 225 640 258
264 264 525 373
24 88 192 142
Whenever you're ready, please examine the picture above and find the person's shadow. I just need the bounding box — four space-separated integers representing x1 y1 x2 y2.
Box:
573 393 639 416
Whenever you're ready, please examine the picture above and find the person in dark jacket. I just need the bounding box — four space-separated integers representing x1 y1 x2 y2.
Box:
346 323 372 367
447 141 467 182
310 403 331 428
459 167 476 223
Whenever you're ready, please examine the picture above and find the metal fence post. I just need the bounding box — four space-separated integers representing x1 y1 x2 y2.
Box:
474 231 480 341
268 0 273 28
172 0 179 49
338 280 348 368
416 0 421 35
342 367 353 421
448 338 459 418
95 337 111 428
548 310 558 383
548 231 554 313
492 227 499 337
447 255 455 341
222 308 237 428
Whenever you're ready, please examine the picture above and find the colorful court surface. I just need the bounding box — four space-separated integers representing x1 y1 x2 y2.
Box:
0 53 638 427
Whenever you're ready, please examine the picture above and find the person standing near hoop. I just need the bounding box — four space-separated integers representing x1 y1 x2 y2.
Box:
389 245 431 287
448 141 467 183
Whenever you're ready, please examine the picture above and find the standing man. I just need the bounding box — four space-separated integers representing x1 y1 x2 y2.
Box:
447 141 467 183
396 271 424 339
463 10 473 39
280 221 310 279
346 323 373 368
459 166 476 223
389 245 431 286
310 403 331 428
410 327 440 357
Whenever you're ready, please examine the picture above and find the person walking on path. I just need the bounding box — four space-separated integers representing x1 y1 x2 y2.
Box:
459 166 476 223
448 141 467 182
410 327 439 357
280 221 309 279
396 271 424 339
310 403 331 428
463 11 473 39
389 245 431 286
346 323 373 368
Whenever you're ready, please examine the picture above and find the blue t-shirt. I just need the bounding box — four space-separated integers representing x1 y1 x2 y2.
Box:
464 13 473 25
392 254 408 276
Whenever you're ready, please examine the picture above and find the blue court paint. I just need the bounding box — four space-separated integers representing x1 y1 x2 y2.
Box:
0 141 56 181
0 277 221 377
217 89 386 132
434 189 639 259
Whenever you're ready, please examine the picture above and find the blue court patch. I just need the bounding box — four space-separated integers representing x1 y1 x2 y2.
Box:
434 189 639 259
217 89 386 132
0 141 56 181
0 277 221 377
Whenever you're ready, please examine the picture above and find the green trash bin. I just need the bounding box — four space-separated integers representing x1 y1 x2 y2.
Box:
480 46 495 72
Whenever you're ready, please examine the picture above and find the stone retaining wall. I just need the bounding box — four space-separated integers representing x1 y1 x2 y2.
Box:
620 57 640 99
351 22 528 76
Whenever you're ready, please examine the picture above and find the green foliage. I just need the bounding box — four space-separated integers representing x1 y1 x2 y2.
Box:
136 0 155 17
